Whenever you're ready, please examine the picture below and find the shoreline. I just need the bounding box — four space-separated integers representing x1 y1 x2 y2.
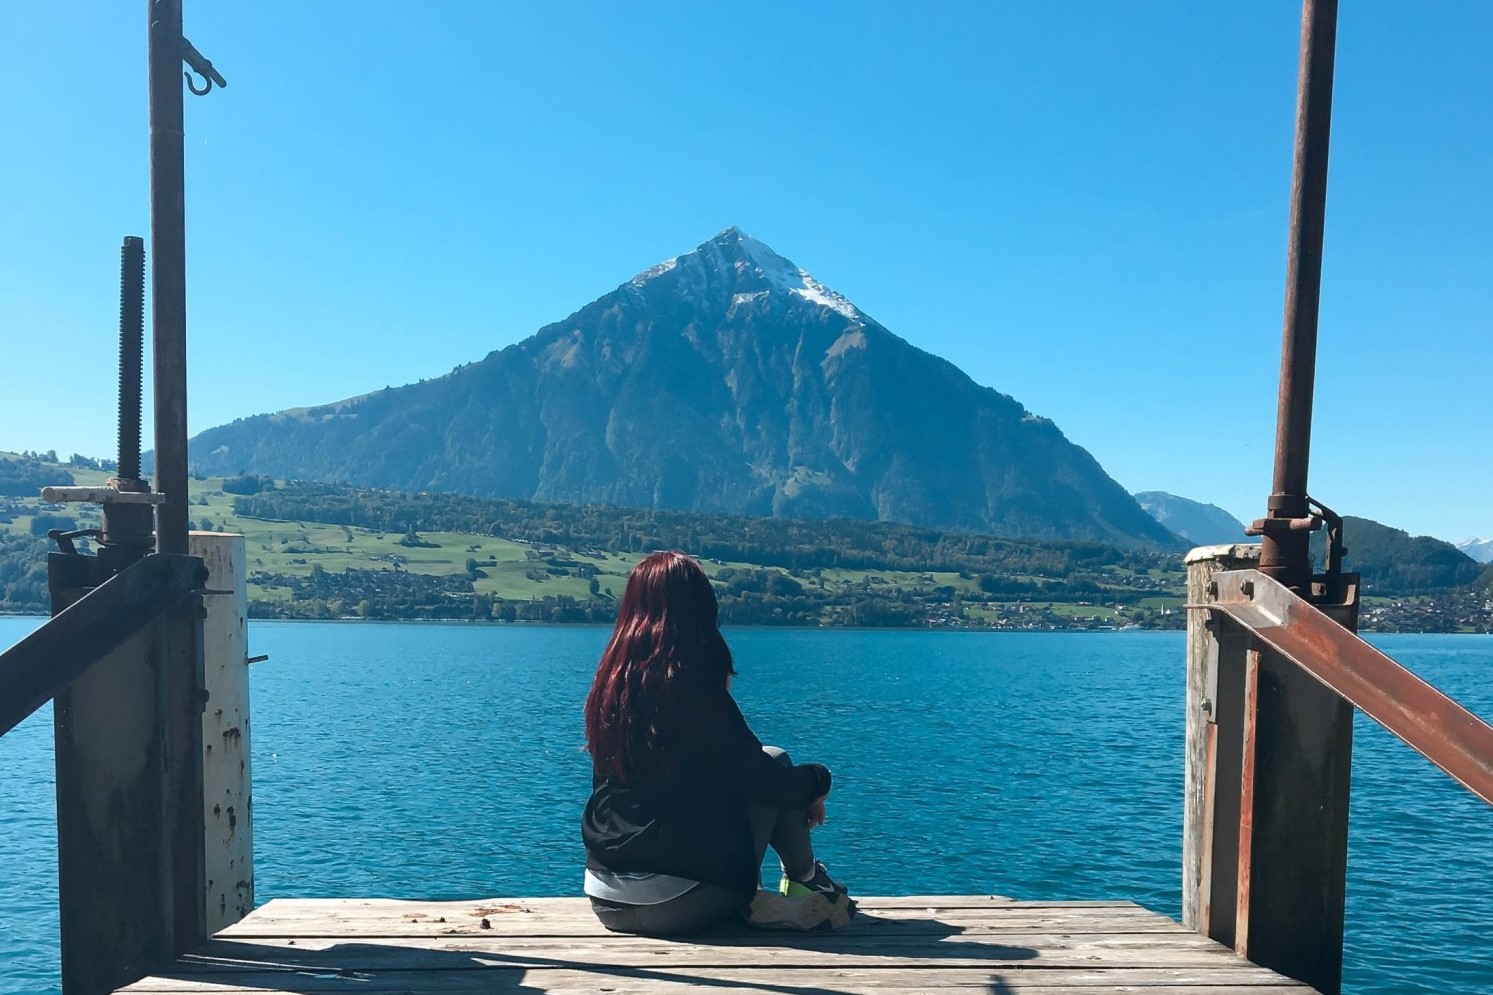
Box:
3 611 1486 636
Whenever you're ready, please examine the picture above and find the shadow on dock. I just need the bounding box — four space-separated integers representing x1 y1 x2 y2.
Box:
121 895 1316 994
149 914 1038 995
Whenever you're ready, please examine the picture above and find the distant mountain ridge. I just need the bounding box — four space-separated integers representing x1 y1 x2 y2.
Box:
1134 489 1482 596
1313 516 1482 595
1456 538 1493 564
1134 491 1249 546
186 228 1180 549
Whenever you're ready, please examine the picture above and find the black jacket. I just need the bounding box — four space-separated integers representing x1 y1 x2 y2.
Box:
582 686 831 895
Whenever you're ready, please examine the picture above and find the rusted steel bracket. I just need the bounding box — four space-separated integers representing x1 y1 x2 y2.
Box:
0 553 205 737
1209 568 1493 805
1246 493 1346 588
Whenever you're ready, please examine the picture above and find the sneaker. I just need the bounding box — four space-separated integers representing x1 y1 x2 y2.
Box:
744 889 853 932
779 860 849 898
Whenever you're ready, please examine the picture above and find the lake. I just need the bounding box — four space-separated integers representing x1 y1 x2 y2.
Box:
1 618 1490 994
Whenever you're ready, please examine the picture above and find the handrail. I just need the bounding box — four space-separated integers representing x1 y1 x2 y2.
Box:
1208 567 1493 805
0 552 204 737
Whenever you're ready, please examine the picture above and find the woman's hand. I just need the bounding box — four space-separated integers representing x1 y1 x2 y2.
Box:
806 797 827 828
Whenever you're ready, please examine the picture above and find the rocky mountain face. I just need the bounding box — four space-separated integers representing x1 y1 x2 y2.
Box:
1134 491 1250 546
187 228 1180 549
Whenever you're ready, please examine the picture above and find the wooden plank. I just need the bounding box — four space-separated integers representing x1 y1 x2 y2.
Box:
221 914 1183 940
115 895 1321 995
1183 543 1259 936
193 532 253 935
232 900 1153 920
155 935 1255 975
229 896 1141 924
125 979 1312 995
247 896 1139 911
122 965 1308 991
222 903 1176 939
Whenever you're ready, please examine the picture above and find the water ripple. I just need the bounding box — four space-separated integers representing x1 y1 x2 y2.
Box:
1 621 1489 994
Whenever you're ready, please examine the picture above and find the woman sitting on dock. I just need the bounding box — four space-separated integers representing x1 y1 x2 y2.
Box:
582 550 853 934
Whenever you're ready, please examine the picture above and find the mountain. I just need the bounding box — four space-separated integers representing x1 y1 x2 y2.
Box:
1456 538 1493 564
185 228 1180 549
1134 491 1250 546
1312 516 1484 595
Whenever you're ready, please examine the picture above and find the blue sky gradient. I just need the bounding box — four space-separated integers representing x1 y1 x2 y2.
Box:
2 2 1488 541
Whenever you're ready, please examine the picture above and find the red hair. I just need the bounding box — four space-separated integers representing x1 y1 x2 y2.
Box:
585 551 734 783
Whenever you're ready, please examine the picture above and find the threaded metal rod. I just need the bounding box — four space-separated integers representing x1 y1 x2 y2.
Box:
118 236 146 481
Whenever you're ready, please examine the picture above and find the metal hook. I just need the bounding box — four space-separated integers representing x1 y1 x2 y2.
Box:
181 37 227 97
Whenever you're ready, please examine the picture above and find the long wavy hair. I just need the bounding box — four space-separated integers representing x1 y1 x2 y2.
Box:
585 551 734 783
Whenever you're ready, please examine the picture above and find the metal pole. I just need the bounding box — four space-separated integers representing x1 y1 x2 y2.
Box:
149 0 188 558
1258 0 1338 591
148 0 208 959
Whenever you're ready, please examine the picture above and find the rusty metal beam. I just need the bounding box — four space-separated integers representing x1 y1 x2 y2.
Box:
0 553 204 738
1211 569 1493 804
1258 0 1339 591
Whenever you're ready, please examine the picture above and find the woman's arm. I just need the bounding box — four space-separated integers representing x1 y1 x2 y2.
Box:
696 687 830 808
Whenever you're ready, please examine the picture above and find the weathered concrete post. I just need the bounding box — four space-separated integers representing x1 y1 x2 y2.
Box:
1182 543 1259 942
192 531 254 933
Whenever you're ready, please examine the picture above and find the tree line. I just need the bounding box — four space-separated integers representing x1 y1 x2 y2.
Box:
234 484 1176 580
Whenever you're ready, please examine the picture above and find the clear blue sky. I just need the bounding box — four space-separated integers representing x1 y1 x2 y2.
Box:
3 2 1489 542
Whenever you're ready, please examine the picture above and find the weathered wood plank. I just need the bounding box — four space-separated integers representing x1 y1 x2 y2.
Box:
221 916 1183 940
222 905 1178 940
125 979 1312 995
1184 543 1259 936
241 896 1139 916
156 936 1254 976
193 532 253 936
115 895 1320 995
121 965 1309 991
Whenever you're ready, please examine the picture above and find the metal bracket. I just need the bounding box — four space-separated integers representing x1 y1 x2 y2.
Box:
1307 496 1346 581
1245 513 1321 538
47 528 104 556
182 37 227 96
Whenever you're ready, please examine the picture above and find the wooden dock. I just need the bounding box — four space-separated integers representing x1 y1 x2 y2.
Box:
116 895 1320 994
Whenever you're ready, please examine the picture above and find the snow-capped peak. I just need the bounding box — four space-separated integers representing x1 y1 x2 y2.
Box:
629 256 678 285
1456 537 1493 564
630 227 864 321
717 227 862 320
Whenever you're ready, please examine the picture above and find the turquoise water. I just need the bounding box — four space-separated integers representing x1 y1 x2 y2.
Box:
2 618 1490 994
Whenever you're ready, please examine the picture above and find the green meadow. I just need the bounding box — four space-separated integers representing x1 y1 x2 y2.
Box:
1 453 1188 626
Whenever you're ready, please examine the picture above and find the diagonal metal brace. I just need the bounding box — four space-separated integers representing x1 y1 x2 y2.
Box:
0 553 206 737
1207 568 1493 806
